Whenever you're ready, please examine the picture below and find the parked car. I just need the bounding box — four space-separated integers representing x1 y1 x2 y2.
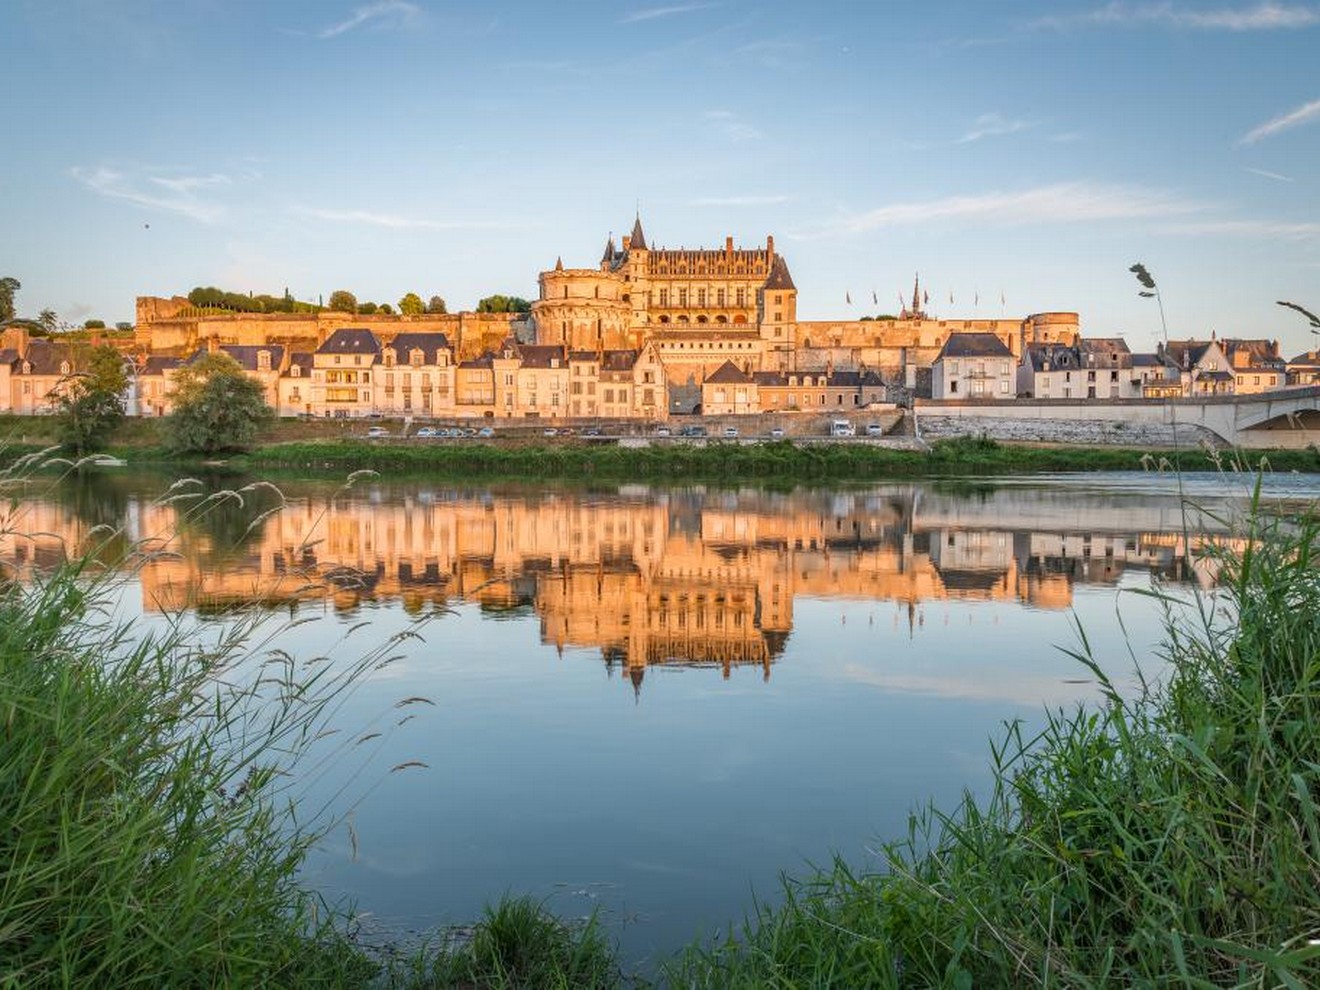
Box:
769 427 785 439
366 426 389 439
656 426 671 437
415 427 437 438
543 427 559 437
560 427 575 437
723 426 739 439
865 423 885 437
583 426 602 437
477 426 495 438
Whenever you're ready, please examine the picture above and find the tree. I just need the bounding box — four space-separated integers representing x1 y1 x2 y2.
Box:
37 308 59 333
84 319 106 329
476 295 531 314
357 301 378 315
398 292 424 316
56 344 129 456
426 295 447 315
328 290 358 314
0 276 18 322
165 353 273 455
115 322 133 332
377 303 393 315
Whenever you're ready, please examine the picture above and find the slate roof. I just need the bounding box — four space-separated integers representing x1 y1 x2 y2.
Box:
1288 350 1320 366
283 353 313 377
15 339 79 376
1200 370 1234 382
1024 343 1080 372
1131 353 1168 368
601 349 638 373
200 345 285 372
752 371 787 386
141 355 184 375
317 328 382 356
1160 340 1216 369
704 361 752 385
0 348 20 367
517 344 567 369
386 332 451 364
458 352 495 369
1078 337 1132 355
763 255 796 291
937 333 1013 360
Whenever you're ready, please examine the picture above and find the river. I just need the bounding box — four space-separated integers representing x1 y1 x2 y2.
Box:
4 467 1315 968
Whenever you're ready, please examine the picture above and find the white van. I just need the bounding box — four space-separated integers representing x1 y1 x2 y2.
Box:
830 420 855 437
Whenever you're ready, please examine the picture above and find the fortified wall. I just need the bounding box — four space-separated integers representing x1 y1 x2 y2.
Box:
792 312 1079 376
134 296 528 360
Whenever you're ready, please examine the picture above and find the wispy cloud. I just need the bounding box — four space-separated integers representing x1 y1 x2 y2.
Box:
319 1 418 39
1049 131 1087 143
293 206 516 230
732 39 804 68
620 3 714 24
957 113 1037 144
703 108 762 141
1243 166 1295 181
70 166 233 223
1034 2 1320 31
1239 97 1320 143
1157 219 1320 239
691 195 791 207
793 181 1206 238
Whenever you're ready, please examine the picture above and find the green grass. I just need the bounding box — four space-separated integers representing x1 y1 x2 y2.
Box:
402 896 620 989
233 435 1320 480
667 482 1320 987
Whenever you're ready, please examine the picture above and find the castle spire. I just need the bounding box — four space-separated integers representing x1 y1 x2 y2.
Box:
628 213 647 250
911 273 922 318
554 256 564 272
601 234 616 265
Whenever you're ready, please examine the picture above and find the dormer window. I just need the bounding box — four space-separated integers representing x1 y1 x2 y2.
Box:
23 362 31 374
383 349 395 367
60 361 71 375
410 349 424 367
257 350 271 371
291 365 301 378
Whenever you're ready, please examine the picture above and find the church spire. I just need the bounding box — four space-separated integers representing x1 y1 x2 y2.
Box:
911 273 922 318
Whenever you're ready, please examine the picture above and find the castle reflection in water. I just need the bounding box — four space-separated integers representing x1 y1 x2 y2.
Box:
2 477 1229 686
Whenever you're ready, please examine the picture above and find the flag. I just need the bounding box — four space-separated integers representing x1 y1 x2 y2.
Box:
898 293 905 310
1000 290 1006 306
846 291 852 305
949 291 954 305
975 291 979 306
923 291 929 306
872 289 878 305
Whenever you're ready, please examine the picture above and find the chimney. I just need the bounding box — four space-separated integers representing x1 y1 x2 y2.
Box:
725 235 734 259
766 235 775 258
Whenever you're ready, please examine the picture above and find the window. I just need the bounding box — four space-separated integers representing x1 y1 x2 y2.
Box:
717 288 725 307
1000 380 1010 394
948 360 958 374
697 288 706 307
659 288 668 307
736 287 746 307
950 380 958 393
678 288 688 307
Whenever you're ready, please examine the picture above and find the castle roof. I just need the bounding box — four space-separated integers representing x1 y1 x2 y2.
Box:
601 236 617 265
628 216 647 250
705 360 752 385
317 328 382 356
763 255 796 291
937 332 1013 360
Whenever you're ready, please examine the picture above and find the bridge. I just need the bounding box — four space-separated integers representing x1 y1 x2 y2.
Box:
915 386 1320 449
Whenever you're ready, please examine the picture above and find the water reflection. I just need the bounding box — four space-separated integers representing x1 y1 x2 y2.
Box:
1 471 1266 690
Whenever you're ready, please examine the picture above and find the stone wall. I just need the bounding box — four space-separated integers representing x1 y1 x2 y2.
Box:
917 414 1226 449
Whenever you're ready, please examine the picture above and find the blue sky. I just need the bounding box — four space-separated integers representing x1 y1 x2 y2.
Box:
2 1 1318 354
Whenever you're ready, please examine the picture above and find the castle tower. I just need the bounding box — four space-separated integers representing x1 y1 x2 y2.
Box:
625 214 651 346
759 251 798 372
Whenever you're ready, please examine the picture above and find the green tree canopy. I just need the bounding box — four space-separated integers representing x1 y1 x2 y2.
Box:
0 276 19 322
357 301 378 315
377 303 393 315
426 295 447 315
56 344 129 456
328 290 358 314
83 319 106 329
476 295 531 314
166 353 273 455
398 293 424 316
37 308 59 333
